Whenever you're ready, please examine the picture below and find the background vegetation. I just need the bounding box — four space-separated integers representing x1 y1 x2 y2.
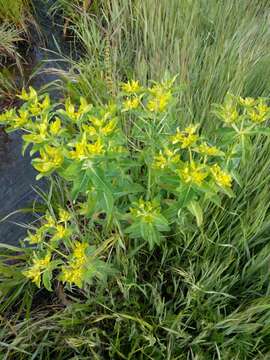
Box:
0 0 35 104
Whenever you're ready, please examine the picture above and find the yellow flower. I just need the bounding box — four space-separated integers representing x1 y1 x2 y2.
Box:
148 79 175 97
39 94 50 110
171 126 199 149
83 124 97 136
257 102 268 115
14 109 29 128
248 100 268 123
23 253 51 287
149 84 165 97
29 101 42 116
50 118 61 135
69 142 88 160
181 134 198 148
23 120 48 144
184 125 199 135
39 121 48 138
153 153 167 169
238 97 255 107
0 109 16 123
59 208 71 223
91 117 104 128
122 80 141 93
147 91 172 112
88 138 104 156
221 104 239 123
69 134 88 160
28 95 50 115
65 98 76 121
29 95 50 115
23 267 41 287
153 148 180 169
73 241 88 265
123 97 140 111
52 224 69 240
17 87 37 101
69 134 104 160
33 146 64 173
197 143 223 156
44 214 57 229
211 164 232 188
60 265 85 287
248 110 261 123
100 118 117 135
27 230 43 244
65 97 91 122
84 118 117 137
130 199 160 223
78 97 92 116
34 253 51 268
180 162 208 186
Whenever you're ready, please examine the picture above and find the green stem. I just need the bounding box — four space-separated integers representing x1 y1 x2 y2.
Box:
44 242 68 259
147 166 151 201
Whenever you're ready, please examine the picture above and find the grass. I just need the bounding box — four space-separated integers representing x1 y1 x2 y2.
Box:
0 24 24 103
0 0 36 105
0 0 31 103
0 0 33 31
1 151 270 358
0 24 23 62
1 1 270 359
56 0 270 115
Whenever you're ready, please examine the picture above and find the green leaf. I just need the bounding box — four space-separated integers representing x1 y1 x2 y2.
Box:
114 182 144 198
42 269 53 291
162 200 179 222
187 200 203 227
125 222 141 238
231 170 243 187
204 193 221 207
101 190 114 223
59 161 82 181
71 171 90 201
219 186 235 198
248 128 270 136
84 190 98 218
154 214 170 232
176 184 195 207
140 222 161 250
216 127 237 143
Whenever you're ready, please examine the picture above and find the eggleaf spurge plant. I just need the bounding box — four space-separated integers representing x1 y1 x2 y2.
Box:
0 81 269 291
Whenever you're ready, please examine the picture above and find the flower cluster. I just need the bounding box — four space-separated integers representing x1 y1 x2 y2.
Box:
121 79 174 114
23 253 51 287
0 83 268 290
26 208 71 246
153 123 232 200
22 206 109 289
59 241 89 288
214 93 269 125
130 199 161 224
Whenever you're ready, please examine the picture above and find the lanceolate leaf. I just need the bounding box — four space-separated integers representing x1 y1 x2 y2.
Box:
187 200 203 227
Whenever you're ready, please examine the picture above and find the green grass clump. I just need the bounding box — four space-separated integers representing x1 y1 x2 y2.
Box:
0 24 22 61
0 24 24 103
57 0 270 116
0 0 33 30
0 0 34 103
